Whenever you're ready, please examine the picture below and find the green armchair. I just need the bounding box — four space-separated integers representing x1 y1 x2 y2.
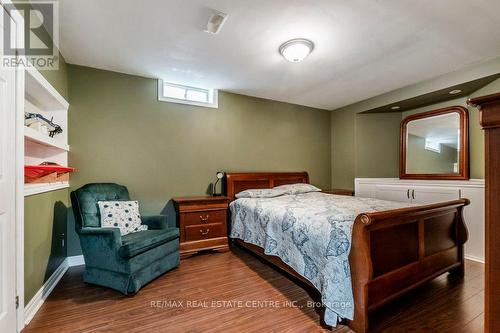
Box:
71 183 180 294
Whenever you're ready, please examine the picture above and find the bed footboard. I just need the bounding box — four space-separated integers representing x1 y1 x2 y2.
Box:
348 199 470 333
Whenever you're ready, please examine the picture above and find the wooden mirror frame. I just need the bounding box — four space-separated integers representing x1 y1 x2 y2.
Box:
400 106 469 180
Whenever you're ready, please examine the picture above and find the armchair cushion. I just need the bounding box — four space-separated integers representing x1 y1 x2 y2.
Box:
118 228 179 258
98 200 146 235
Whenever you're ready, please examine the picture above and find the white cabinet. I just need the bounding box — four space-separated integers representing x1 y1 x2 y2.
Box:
355 178 485 262
375 185 412 202
372 184 460 204
410 186 460 204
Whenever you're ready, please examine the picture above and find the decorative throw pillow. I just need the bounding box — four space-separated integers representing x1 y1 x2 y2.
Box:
235 188 287 199
98 200 147 236
273 183 321 195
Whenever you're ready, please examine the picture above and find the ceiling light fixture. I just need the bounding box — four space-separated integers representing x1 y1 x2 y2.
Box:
391 106 401 110
279 38 314 63
449 89 462 95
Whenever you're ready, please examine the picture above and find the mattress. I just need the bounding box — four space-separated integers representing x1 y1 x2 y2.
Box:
229 191 412 326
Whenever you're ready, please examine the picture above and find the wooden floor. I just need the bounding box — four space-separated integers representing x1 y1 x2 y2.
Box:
23 248 484 333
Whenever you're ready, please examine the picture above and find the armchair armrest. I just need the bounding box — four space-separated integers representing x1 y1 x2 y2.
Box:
142 215 169 230
79 227 122 250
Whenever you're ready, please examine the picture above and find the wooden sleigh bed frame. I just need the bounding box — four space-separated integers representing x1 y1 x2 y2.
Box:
224 172 469 333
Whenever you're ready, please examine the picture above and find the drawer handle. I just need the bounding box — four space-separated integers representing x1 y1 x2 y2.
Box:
200 229 210 235
200 215 209 222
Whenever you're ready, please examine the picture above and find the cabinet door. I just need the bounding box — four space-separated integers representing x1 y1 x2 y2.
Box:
374 185 411 203
355 182 376 198
411 186 460 205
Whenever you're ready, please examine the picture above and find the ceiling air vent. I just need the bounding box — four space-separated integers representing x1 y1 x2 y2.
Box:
205 10 228 34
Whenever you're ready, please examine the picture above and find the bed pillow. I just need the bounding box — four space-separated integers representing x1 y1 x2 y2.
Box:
98 200 147 236
235 188 287 199
273 183 321 195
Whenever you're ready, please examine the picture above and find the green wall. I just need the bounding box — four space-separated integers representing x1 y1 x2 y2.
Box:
354 112 402 179
39 59 68 100
331 59 500 190
331 108 402 189
66 65 332 256
24 189 69 303
331 108 356 189
24 54 69 304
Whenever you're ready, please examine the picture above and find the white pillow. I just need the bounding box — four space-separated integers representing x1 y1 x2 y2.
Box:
273 183 321 195
98 200 147 236
235 188 287 199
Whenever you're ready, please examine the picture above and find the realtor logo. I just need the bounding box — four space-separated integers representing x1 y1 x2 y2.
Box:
2 1 59 70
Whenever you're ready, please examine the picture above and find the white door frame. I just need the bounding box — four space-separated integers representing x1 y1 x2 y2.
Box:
14 25 25 333
0 0 24 331
1 0 25 330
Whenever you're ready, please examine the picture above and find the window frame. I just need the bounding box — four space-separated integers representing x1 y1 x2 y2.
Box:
157 80 218 108
424 138 441 153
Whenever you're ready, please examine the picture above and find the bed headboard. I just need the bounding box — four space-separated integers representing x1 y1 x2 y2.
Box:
224 172 309 200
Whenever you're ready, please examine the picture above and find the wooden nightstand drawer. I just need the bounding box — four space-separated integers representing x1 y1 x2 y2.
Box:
173 196 231 258
181 210 226 226
184 222 225 241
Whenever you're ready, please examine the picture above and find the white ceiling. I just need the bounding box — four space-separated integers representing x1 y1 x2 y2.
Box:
59 0 500 110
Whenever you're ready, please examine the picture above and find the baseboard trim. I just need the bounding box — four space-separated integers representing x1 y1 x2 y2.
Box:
67 255 85 267
465 255 485 264
24 258 69 325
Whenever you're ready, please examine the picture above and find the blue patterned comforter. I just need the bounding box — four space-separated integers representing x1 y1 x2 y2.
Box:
229 192 412 326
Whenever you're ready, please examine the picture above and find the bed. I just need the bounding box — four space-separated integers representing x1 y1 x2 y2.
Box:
224 172 469 333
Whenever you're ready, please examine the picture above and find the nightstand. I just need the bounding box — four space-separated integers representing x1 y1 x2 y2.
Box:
172 196 230 258
321 189 354 196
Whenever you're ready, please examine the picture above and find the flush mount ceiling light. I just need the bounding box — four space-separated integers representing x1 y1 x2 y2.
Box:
391 106 401 110
279 38 314 63
449 89 462 95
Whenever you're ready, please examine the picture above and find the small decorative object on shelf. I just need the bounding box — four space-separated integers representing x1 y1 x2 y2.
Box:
24 162 75 184
25 112 63 138
321 189 354 196
173 196 230 259
212 171 225 196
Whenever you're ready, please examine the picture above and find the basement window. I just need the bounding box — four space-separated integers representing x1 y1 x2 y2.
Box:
425 138 441 153
158 80 218 108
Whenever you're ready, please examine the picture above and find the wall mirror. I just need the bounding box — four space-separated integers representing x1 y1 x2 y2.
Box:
400 106 469 180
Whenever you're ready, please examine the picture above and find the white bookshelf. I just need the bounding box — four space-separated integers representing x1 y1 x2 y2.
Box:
24 182 70 197
25 67 69 111
25 126 69 151
24 68 70 196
